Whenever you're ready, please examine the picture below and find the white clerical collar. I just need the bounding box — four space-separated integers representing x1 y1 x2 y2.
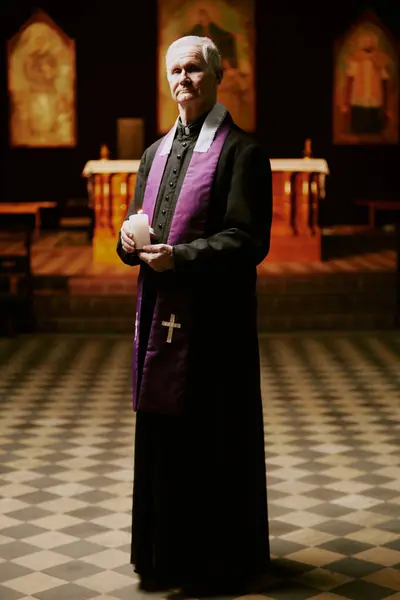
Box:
160 102 228 156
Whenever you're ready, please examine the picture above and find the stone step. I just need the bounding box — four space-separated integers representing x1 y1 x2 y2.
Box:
31 288 397 333
35 312 395 333
5 264 398 334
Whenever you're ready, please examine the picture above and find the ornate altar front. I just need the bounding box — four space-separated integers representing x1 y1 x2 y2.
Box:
82 159 140 263
269 158 329 261
82 156 329 263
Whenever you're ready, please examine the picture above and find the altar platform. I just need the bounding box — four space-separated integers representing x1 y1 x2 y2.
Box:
3 229 396 334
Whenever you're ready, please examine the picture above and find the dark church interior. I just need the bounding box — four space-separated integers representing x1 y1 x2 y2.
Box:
0 1 399 599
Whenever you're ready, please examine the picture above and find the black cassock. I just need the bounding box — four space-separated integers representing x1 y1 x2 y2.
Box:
117 111 273 588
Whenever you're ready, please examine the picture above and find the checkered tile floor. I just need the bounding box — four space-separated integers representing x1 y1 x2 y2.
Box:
0 333 399 600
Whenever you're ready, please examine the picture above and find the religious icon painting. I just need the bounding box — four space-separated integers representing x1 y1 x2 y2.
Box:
157 0 255 133
333 10 399 145
7 9 77 147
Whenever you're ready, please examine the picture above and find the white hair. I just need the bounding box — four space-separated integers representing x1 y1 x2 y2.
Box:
166 36 222 79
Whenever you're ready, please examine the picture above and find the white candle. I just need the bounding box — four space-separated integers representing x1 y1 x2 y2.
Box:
128 213 151 250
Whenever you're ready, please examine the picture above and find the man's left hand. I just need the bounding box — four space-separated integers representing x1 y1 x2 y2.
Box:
139 244 174 272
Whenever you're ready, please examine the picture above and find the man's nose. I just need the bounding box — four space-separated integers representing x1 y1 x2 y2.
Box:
179 70 190 83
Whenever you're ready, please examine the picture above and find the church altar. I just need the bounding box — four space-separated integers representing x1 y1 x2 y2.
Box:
82 157 329 262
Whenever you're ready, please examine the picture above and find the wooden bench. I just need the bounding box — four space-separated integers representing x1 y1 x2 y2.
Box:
0 201 57 232
355 200 400 326
0 213 36 336
59 197 95 242
356 200 400 229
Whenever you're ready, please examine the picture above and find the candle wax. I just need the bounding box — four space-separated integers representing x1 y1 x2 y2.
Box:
128 213 151 250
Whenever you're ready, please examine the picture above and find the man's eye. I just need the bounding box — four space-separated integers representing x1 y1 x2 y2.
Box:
173 69 181 74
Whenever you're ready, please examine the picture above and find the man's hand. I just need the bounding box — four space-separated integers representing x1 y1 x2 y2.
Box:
120 220 136 253
120 220 156 253
139 244 174 272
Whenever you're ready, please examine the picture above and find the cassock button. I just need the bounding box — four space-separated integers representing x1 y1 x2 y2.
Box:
182 142 187 147
177 154 181 160
158 223 163 229
165 196 170 201
173 168 177 174
162 209 166 215
169 182 173 187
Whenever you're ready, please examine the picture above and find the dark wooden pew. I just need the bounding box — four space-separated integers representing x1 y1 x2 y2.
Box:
0 213 36 336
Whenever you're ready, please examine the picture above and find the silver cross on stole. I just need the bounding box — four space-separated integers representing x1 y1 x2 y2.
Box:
161 313 181 343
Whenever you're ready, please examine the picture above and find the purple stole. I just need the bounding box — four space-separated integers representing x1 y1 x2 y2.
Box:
132 105 231 415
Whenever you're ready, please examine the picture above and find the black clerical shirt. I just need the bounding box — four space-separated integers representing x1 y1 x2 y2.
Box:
152 110 209 244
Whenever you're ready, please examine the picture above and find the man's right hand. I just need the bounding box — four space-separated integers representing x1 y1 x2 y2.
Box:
120 220 136 253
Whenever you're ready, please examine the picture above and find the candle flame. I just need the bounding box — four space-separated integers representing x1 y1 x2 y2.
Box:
137 209 143 214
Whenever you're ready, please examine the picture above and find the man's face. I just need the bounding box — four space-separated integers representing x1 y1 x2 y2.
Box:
166 44 218 109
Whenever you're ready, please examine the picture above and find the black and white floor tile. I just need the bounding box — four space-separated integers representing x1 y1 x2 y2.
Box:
0 332 399 600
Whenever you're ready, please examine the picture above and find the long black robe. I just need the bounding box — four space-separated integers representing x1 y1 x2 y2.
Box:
116 111 273 587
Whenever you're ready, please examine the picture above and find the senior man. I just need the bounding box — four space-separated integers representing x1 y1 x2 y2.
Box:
117 35 272 595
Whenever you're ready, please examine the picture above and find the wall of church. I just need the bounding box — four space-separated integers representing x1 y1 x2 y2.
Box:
0 0 399 226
